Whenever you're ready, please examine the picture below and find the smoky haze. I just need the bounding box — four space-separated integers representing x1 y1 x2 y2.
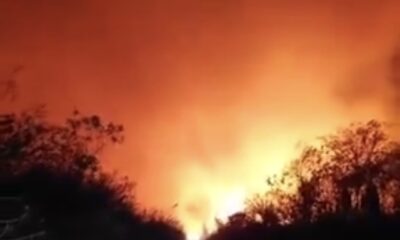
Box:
1 0 400 234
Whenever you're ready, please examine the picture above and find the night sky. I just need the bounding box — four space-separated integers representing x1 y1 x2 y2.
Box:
1 0 400 236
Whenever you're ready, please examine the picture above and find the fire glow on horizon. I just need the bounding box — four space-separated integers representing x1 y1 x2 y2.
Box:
1 1 400 239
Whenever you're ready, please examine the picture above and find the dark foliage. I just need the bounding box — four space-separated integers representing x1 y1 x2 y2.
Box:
0 108 184 240
207 120 400 240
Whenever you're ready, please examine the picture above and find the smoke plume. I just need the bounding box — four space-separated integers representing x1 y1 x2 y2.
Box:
1 0 400 235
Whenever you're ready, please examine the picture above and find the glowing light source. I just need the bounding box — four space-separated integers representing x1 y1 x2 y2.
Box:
215 187 247 221
186 232 201 240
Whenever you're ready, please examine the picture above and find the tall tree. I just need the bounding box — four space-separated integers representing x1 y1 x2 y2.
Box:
0 108 184 240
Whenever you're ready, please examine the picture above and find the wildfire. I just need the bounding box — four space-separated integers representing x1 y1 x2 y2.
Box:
215 187 247 221
175 106 384 239
183 187 247 240
178 135 304 239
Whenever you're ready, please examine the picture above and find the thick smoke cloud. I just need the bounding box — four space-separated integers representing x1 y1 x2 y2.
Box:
1 0 400 235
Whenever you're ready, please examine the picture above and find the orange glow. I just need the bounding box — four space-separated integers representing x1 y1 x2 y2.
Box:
1 1 400 239
173 94 386 237
215 187 247 221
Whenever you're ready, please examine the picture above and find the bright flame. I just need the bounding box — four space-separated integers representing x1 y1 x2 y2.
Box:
177 132 305 239
1 1 399 240
186 232 201 240
183 188 247 240
215 188 247 221
176 105 384 239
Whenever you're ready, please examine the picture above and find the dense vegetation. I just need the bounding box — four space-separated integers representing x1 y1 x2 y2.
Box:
207 120 400 240
0 108 184 240
2 106 400 240
3 108 400 240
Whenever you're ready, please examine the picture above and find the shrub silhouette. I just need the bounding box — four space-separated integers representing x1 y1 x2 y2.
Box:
207 120 400 240
0 108 184 240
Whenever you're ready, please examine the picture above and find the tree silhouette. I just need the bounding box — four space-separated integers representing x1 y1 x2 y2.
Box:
0 107 124 176
0 108 184 240
208 120 400 240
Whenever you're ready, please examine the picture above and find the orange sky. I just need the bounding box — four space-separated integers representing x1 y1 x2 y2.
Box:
1 0 400 237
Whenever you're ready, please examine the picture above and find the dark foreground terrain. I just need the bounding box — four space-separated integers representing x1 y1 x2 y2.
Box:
2 110 400 240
